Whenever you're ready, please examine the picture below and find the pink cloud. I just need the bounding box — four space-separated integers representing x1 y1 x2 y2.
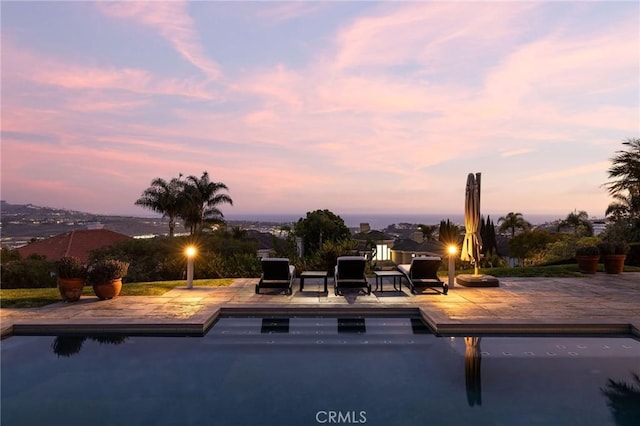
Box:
331 2 533 71
2 40 215 100
256 2 328 23
96 1 222 80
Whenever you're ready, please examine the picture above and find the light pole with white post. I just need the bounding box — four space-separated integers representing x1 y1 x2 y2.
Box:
448 245 457 289
185 246 196 289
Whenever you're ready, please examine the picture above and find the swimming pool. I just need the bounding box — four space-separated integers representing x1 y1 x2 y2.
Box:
2 316 639 425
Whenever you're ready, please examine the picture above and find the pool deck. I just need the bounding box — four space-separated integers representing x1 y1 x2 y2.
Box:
2 273 640 338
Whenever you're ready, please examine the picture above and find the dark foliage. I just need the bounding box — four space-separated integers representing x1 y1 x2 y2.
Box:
626 243 640 266
480 215 498 255
294 209 351 257
0 253 57 289
56 256 87 279
509 230 560 265
86 259 129 285
88 231 260 282
601 373 640 426
438 219 460 246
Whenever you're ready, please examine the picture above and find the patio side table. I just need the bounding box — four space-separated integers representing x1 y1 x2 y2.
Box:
373 270 404 292
299 271 329 293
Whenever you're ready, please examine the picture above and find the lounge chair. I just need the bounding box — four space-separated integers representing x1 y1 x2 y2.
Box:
397 256 448 295
255 258 295 295
334 256 371 296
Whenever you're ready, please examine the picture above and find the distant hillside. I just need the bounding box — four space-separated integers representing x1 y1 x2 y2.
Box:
1 200 90 217
0 201 284 249
1 201 171 242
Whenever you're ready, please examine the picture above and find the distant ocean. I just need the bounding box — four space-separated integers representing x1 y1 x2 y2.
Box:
226 213 563 230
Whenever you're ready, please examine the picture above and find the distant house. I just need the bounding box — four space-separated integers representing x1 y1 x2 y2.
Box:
246 230 290 259
352 230 395 261
390 239 445 264
16 229 132 263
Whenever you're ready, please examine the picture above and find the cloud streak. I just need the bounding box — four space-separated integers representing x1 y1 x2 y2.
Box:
96 1 222 80
519 162 611 183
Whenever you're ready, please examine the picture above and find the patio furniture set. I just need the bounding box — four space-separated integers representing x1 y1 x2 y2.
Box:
256 256 448 296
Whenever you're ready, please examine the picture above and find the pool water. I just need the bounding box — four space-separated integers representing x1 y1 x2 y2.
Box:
2 316 639 426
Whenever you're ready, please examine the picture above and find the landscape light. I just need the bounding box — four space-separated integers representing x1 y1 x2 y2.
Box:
185 246 197 289
448 245 457 289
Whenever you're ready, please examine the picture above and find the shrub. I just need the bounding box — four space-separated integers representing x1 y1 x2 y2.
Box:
598 241 630 255
56 256 87 279
224 252 261 278
509 230 558 266
626 243 640 266
0 254 57 289
314 239 360 272
576 246 600 256
89 233 261 281
480 248 507 268
87 260 130 285
89 237 184 282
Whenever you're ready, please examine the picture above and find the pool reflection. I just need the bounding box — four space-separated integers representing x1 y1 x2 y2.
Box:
601 372 640 426
464 337 482 407
51 335 128 358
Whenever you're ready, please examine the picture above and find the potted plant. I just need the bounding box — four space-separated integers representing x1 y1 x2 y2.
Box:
575 246 600 274
87 259 129 300
598 241 630 274
56 256 87 302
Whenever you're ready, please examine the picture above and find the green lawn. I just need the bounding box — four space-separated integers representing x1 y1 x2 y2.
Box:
458 264 640 277
0 278 233 309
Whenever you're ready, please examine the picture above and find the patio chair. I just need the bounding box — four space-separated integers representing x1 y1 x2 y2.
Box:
397 256 448 295
255 258 295 295
334 256 371 296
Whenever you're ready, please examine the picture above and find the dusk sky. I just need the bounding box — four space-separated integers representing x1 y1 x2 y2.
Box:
1 1 638 221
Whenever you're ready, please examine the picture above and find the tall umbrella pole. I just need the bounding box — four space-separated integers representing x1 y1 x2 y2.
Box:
474 173 481 276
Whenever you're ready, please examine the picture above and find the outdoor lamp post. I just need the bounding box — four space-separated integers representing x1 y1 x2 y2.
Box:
185 246 196 289
448 245 457 289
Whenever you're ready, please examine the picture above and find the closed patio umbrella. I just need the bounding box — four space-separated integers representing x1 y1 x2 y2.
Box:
461 173 482 275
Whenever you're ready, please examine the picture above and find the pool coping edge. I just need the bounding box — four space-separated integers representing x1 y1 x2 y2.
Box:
3 306 639 339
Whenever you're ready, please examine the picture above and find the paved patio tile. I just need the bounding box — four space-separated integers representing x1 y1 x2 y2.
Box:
2 273 639 337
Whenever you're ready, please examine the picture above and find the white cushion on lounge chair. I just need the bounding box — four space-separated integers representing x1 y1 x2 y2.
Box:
397 264 411 275
398 256 442 275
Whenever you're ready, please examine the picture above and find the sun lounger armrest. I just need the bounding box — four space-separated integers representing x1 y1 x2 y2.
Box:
397 264 411 275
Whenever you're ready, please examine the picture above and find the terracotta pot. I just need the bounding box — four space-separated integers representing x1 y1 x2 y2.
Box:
576 255 599 274
92 278 122 300
603 254 626 274
57 278 85 302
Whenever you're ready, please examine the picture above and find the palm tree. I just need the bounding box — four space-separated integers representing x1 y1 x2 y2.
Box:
135 176 184 237
497 212 531 237
557 210 593 236
181 171 233 234
417 224 438 241
605 138 640 222
606 193 640 222
605 138 640 198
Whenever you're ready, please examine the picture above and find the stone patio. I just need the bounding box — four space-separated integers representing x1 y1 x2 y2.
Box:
2 273 639 338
